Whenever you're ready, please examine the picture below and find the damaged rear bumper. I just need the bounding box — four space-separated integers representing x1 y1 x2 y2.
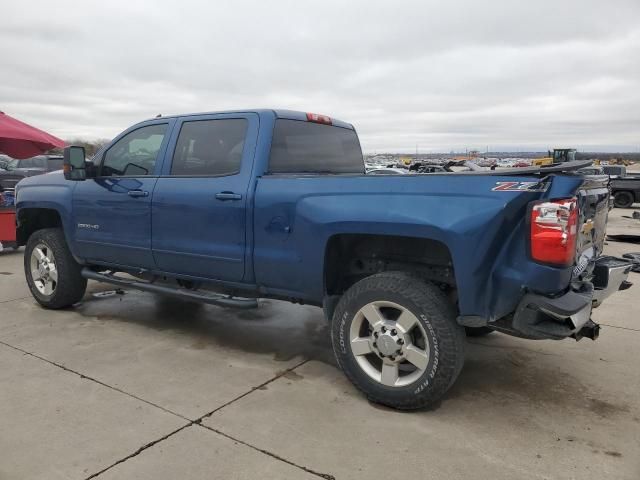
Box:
504 256 632 340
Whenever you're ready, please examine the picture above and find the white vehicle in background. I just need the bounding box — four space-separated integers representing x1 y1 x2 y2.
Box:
366 167 409 175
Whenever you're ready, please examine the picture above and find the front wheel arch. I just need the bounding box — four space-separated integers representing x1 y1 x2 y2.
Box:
17 208 63 246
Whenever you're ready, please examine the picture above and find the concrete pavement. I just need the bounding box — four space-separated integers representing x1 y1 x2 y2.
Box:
0 208 638 479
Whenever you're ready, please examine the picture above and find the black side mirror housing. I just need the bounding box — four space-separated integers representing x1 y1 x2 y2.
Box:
63 146 87 181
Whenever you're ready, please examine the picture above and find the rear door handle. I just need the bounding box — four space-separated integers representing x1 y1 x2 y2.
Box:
128 190 149 198
215 192 242 201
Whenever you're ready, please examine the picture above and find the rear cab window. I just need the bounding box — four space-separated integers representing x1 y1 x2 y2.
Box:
269 119 364 174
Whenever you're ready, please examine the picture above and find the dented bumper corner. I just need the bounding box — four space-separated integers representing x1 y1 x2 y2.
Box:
509 256 632 341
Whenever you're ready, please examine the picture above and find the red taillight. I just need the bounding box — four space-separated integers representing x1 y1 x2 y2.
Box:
530 198 578 266
306 112 332 125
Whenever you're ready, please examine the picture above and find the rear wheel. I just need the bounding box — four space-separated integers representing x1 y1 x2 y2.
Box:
614 191 634 208
24 228 87 309
331 271 465 410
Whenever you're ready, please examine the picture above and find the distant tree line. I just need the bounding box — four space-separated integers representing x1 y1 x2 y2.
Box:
576 152 640 162
49 139 111 157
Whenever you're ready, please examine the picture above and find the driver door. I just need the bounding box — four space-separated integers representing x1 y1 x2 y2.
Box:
71 120 174 269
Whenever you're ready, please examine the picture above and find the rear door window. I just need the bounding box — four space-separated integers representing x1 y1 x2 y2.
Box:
269 119 364 174
170 119 248 176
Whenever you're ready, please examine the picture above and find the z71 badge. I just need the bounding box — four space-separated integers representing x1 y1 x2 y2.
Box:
492 181 549 192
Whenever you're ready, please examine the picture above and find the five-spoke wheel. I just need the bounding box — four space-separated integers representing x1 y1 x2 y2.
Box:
350 301 430 387
331 271 465 410
30 243 58 296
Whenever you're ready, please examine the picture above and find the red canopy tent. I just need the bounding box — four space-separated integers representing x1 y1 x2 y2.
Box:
0 111 65 159
0 111 65 250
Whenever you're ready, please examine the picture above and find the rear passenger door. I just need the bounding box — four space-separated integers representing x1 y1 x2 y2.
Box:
151 113 258 282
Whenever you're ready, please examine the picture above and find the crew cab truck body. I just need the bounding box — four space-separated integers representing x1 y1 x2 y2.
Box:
15 109 632 409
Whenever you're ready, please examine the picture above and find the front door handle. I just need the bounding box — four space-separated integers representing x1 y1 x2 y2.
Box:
128 190 149 198
215 192 242 201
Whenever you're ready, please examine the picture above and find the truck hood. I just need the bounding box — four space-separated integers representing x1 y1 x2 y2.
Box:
15 169 67 192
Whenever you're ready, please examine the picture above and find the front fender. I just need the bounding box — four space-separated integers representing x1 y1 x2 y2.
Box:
16 175 77 252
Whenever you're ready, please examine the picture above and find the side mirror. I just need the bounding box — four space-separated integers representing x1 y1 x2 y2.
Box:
63 146 87 181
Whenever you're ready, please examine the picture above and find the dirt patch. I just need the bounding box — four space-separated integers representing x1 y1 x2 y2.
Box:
190 339 208 350
445 347 631 418
588 398 630 417
604 451 623 458
277 370 304 381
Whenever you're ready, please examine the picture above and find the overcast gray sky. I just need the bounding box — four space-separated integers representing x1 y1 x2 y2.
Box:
2 0 639 152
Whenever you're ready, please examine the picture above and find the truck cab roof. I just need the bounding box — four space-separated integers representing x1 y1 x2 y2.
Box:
140 109 355 130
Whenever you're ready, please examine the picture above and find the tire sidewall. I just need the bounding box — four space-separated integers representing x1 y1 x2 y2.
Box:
332 281 449 405
24 229 86 308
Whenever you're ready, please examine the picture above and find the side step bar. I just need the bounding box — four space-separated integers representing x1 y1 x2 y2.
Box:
81 268 258 309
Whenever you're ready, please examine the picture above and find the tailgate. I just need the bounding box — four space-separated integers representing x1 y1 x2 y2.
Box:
572 175 610 280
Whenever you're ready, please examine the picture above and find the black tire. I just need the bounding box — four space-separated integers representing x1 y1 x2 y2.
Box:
613 191 634 208
465 326 494 337
331 271 465 410
24 228 87 309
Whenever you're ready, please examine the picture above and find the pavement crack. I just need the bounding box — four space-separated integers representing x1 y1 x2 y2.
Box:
600 323 640 332
0 342 318 477
0 339 190 421
84 423 193 480
199 424 335 480
196 358 309 422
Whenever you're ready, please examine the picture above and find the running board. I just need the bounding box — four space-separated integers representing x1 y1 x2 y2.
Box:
81 268 258 309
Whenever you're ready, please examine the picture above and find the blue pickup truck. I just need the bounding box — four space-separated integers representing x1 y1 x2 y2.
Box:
15 109 632 409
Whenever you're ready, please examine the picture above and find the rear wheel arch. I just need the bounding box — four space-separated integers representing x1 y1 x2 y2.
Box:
323 234 457 318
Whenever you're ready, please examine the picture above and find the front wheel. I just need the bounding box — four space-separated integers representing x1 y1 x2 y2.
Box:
331 272 465 410
24 228 87 309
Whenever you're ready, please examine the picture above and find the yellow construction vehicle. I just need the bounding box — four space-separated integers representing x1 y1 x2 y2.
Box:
532 148 576 167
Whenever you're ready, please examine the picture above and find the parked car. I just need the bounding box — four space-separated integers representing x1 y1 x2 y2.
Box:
14 109 632 410
0 154 11 170
367 167 408 175
0 155 64 189
577 166 604 176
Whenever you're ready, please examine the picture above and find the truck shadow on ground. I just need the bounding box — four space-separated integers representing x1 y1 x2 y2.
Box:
76 287 336 365
75 287 633 421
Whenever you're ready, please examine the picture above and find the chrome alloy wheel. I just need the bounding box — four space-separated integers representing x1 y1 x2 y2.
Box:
30 243 58 296
349 301 430 387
